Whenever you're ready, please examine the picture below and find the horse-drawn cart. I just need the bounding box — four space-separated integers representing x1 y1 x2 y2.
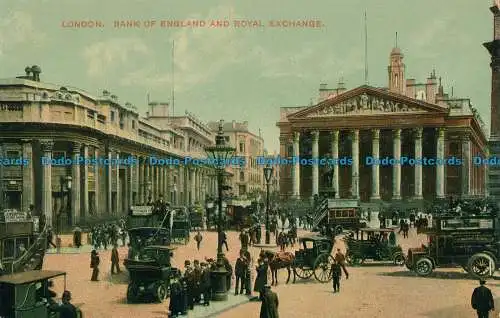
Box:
293 235 335 283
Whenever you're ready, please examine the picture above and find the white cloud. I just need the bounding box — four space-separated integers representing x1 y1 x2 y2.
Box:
83 38 150 77
120 5 249 90
0 11 45 56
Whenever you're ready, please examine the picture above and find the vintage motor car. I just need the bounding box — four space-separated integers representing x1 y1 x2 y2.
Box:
0 270 82 318
344 228 405 265
124 245 178 303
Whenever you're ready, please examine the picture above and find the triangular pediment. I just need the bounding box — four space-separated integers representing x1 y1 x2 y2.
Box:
289 86 448 119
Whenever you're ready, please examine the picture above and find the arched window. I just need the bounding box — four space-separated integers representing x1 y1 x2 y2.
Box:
239 171 245 182
394 74 399 88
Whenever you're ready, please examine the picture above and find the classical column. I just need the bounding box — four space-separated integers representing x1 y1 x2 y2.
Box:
21 140 34 211
94 148 99 215
461 133 472 197
106 149 112 215
145 162 151 201
134 157 140 205
138 157 144 203
155 165 160 199
311 130 319 196
292 132 301 198
330 131 339 198
71 143 81 225
414 128 423 199
82 145 89 218
190 168 196 205
116 152 121 214
392 129 402 200
371 129 380 200
351 129 360 198
41 140 54 226
159 166 164 199
184 166 190 204
436 127 446 198
128 161 133 208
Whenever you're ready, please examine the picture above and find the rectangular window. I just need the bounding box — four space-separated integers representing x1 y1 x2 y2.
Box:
132 120 136 129
110 111 115 122
239 142 245 152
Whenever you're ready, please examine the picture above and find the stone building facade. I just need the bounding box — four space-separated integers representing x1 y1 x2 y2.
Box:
0 69 217 227
277 47 488 202
208 121 265 197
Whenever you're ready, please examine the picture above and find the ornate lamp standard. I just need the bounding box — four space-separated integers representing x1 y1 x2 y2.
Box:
263 164 274 244
204 119 235 301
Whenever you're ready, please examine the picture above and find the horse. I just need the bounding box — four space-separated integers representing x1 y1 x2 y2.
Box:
260 249 295 286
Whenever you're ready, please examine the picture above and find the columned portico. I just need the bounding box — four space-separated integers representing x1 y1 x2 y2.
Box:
351 129 359 198
311 130 319 196
392 129 402 200
292 132 300 198
413 128 423 199
330 131 339 198
371 129 380 200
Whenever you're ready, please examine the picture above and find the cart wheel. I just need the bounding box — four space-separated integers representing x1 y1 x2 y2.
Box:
313 254 334 283
392 252 405 266
467 253 496 278
292 260 314 279
126 284 138 303
155 284 167 302
415 257 433 276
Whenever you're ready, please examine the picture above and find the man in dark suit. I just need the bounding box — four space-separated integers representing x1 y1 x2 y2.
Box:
471 280 495 318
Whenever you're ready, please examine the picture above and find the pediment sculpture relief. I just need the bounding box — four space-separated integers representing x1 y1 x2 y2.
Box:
307 93 424 117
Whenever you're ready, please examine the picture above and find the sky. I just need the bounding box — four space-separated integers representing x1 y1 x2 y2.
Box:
0 0 494 153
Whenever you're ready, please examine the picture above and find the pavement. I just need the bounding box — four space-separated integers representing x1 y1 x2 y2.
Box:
181 294 253 318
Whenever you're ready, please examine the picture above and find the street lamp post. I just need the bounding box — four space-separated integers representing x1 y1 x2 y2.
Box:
263 164 274 245
204 119 235 302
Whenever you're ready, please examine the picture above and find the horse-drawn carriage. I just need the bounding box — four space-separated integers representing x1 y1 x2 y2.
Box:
344 228 405 266
292 235 335 283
